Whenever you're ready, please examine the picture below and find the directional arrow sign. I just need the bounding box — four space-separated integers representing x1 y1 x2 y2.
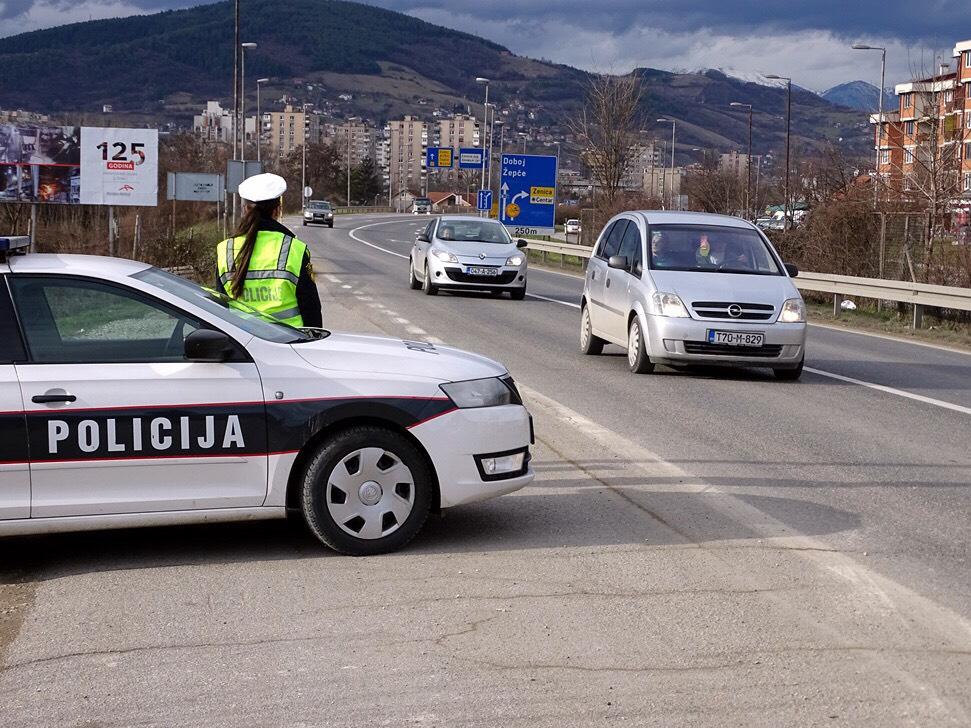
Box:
498 153 557 235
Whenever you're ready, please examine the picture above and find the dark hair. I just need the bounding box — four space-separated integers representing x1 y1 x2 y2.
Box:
228 198 281 298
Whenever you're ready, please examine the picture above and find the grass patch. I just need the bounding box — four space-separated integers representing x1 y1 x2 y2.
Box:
527 249 586 274
806 300 971 351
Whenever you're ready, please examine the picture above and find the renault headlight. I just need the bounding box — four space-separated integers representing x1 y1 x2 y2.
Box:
440 377 514 408
651 292 690 318
779 298 806 323
432 249 459 263
506 255 524 266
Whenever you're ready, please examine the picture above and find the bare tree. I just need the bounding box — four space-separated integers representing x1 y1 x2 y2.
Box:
682 152 746 215
567 73 643 214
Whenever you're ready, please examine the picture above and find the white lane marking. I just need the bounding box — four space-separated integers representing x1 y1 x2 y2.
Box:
349 219 410 260
527 292 580 309
341 284 352 289
324 274 342 284
531 265 584 280
804 367 971 417
394 317 409 324
809 322 971 358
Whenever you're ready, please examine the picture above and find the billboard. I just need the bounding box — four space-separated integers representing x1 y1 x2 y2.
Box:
0 124 158 206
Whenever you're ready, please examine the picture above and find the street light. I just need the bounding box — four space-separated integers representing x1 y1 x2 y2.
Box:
476 77 490 194
730 102 754 219
255 78 269 163
852 44 887 210
518 132 528 153
240 42 257 162
493 120 504 191
765 75 792 231
657 118 677 209
301 102 312 209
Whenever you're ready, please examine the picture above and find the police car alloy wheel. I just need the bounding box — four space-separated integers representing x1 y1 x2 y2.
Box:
408 258 421 290
627 317 655 374
580 305 604 355
301 425 433 555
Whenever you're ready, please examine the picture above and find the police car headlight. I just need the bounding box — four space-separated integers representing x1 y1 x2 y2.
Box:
506 255 524 266
432 249 459 263
779 298 806 323
440 377 514 408
651 292 690 318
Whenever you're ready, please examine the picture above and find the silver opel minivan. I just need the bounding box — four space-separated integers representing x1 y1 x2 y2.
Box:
580 211 807 379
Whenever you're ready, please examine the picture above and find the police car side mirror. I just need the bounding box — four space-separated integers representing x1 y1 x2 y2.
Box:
784 263 799 278
185 329 234 362
516 239 529 249
608 255 629 270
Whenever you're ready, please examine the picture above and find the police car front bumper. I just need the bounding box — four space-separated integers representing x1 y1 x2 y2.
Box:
409 404 534 507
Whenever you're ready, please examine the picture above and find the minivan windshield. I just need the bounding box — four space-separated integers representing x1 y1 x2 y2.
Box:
648 224 782 275
436 219 512 244
133 268 318 343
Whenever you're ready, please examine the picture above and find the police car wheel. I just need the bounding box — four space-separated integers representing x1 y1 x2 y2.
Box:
627 317 655 374
408 258 422 289
301 426 433 555
422 263 438 296
580 305 605 355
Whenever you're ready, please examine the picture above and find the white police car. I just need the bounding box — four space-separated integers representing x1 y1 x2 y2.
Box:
0 236 533 555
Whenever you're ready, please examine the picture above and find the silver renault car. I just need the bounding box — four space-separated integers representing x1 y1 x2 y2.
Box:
580 211 807 379
409 216 529 299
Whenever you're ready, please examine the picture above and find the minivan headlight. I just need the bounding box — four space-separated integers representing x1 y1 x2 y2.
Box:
651 292 690 318
440 378 514 408
779 298 806 323
432 249 459 263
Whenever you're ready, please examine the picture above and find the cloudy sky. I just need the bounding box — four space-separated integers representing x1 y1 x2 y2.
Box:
0 0 964 91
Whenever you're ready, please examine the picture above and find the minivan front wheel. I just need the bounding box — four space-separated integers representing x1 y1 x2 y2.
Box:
773 356 804 381
580 305 604 355
627 317 655 374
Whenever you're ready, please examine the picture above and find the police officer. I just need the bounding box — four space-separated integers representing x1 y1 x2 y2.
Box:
217 173 322 328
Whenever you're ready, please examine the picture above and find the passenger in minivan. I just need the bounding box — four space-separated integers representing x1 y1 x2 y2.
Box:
695 234 715 267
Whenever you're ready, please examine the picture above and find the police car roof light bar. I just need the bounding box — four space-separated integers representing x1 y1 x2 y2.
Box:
0 236 30 262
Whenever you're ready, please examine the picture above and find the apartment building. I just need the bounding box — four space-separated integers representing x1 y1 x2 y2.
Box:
871 37 971 199
436 114 480 153
623 143 663 190
719 150 752 180
193 101 255 144
326 118 377 168
385 115 428 196
264 104 324 159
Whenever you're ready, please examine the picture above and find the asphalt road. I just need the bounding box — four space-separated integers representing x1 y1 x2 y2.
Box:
1 213 969 727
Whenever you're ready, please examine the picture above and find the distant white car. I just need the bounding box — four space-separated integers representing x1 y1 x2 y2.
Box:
564 219 581 236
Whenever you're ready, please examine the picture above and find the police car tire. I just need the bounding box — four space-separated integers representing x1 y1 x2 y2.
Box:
580 305 605 355
627 317 655 374
422 263 438 295
300 425 433 555
408 259 422 289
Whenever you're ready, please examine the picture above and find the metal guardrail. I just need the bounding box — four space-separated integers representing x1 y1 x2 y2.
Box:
523 240 971 328
332 206 396 215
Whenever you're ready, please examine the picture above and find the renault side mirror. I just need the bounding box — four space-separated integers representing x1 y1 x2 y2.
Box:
608 255 629 270
516 239 529 249
185 329 234 362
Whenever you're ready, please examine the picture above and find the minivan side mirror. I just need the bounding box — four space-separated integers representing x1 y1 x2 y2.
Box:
608 255 629 270
516 239 529 249
784 263 799 278
185 329 234 362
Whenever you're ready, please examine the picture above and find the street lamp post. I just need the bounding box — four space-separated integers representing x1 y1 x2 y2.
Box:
475 77 490 194
519 132 528 153
301 102 312 209
240 42 257 162
657 118 677 209
255 78 268 163
730 102 754 219
765 75 792 231
852 44 887 210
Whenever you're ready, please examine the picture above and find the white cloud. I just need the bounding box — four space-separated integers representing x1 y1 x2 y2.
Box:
406 8 946 91
1 0 153 35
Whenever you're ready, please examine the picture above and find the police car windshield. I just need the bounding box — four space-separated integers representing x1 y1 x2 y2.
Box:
133 268 315 343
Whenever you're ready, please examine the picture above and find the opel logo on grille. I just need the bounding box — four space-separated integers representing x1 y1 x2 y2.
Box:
479 253 486 260
727 304 743 318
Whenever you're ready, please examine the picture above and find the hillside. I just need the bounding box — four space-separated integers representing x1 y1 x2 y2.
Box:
0 0 870 158
821 81 894 112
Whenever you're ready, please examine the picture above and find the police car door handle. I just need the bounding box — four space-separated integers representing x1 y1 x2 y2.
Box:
32 393 77 404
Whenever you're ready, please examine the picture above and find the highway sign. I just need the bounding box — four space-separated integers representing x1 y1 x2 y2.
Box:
499 153 557 235
477 189 493 211
426 147 453 168
458 148 484 169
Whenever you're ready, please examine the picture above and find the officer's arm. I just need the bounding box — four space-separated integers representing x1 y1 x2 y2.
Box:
296 252 323 328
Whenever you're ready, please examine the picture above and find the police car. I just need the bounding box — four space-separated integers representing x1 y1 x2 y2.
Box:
0 236 533 555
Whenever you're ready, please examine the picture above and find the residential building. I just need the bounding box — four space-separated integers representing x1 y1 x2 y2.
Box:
325 118 377 168
644 166 684 208
437 114 480 153
192 101 255 144
264 104 321 159
719 151 752 180
623 143 663 189
385 115 428 197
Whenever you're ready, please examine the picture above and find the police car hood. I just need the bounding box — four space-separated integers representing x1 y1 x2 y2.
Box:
292 332 507 382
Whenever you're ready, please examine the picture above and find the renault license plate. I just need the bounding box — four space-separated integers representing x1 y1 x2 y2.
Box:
707 330 765 347
467 266 498 276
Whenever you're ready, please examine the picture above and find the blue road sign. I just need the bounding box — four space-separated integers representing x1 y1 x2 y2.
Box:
477 189 493 211
426 147 453 168
458 147 484 169
498 154 557 234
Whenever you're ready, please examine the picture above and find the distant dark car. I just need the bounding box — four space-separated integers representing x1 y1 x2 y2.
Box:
303 200 334 227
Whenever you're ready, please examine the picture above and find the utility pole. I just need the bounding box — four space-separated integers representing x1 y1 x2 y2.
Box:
256 78 268 163
475 77 490 199
852 44 887 209
730 102 754 219
657 118 677 209
240 43 257 162
766 75 792 230
231 0 240 226
347 126 352 205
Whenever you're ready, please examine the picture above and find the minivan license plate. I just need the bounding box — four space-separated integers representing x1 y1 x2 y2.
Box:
467 266 498 276
707 330 765 347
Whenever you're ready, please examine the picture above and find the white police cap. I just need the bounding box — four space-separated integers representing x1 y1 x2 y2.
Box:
238 173 287 203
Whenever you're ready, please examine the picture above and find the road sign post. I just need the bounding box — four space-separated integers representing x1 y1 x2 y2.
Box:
498 154 557 236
